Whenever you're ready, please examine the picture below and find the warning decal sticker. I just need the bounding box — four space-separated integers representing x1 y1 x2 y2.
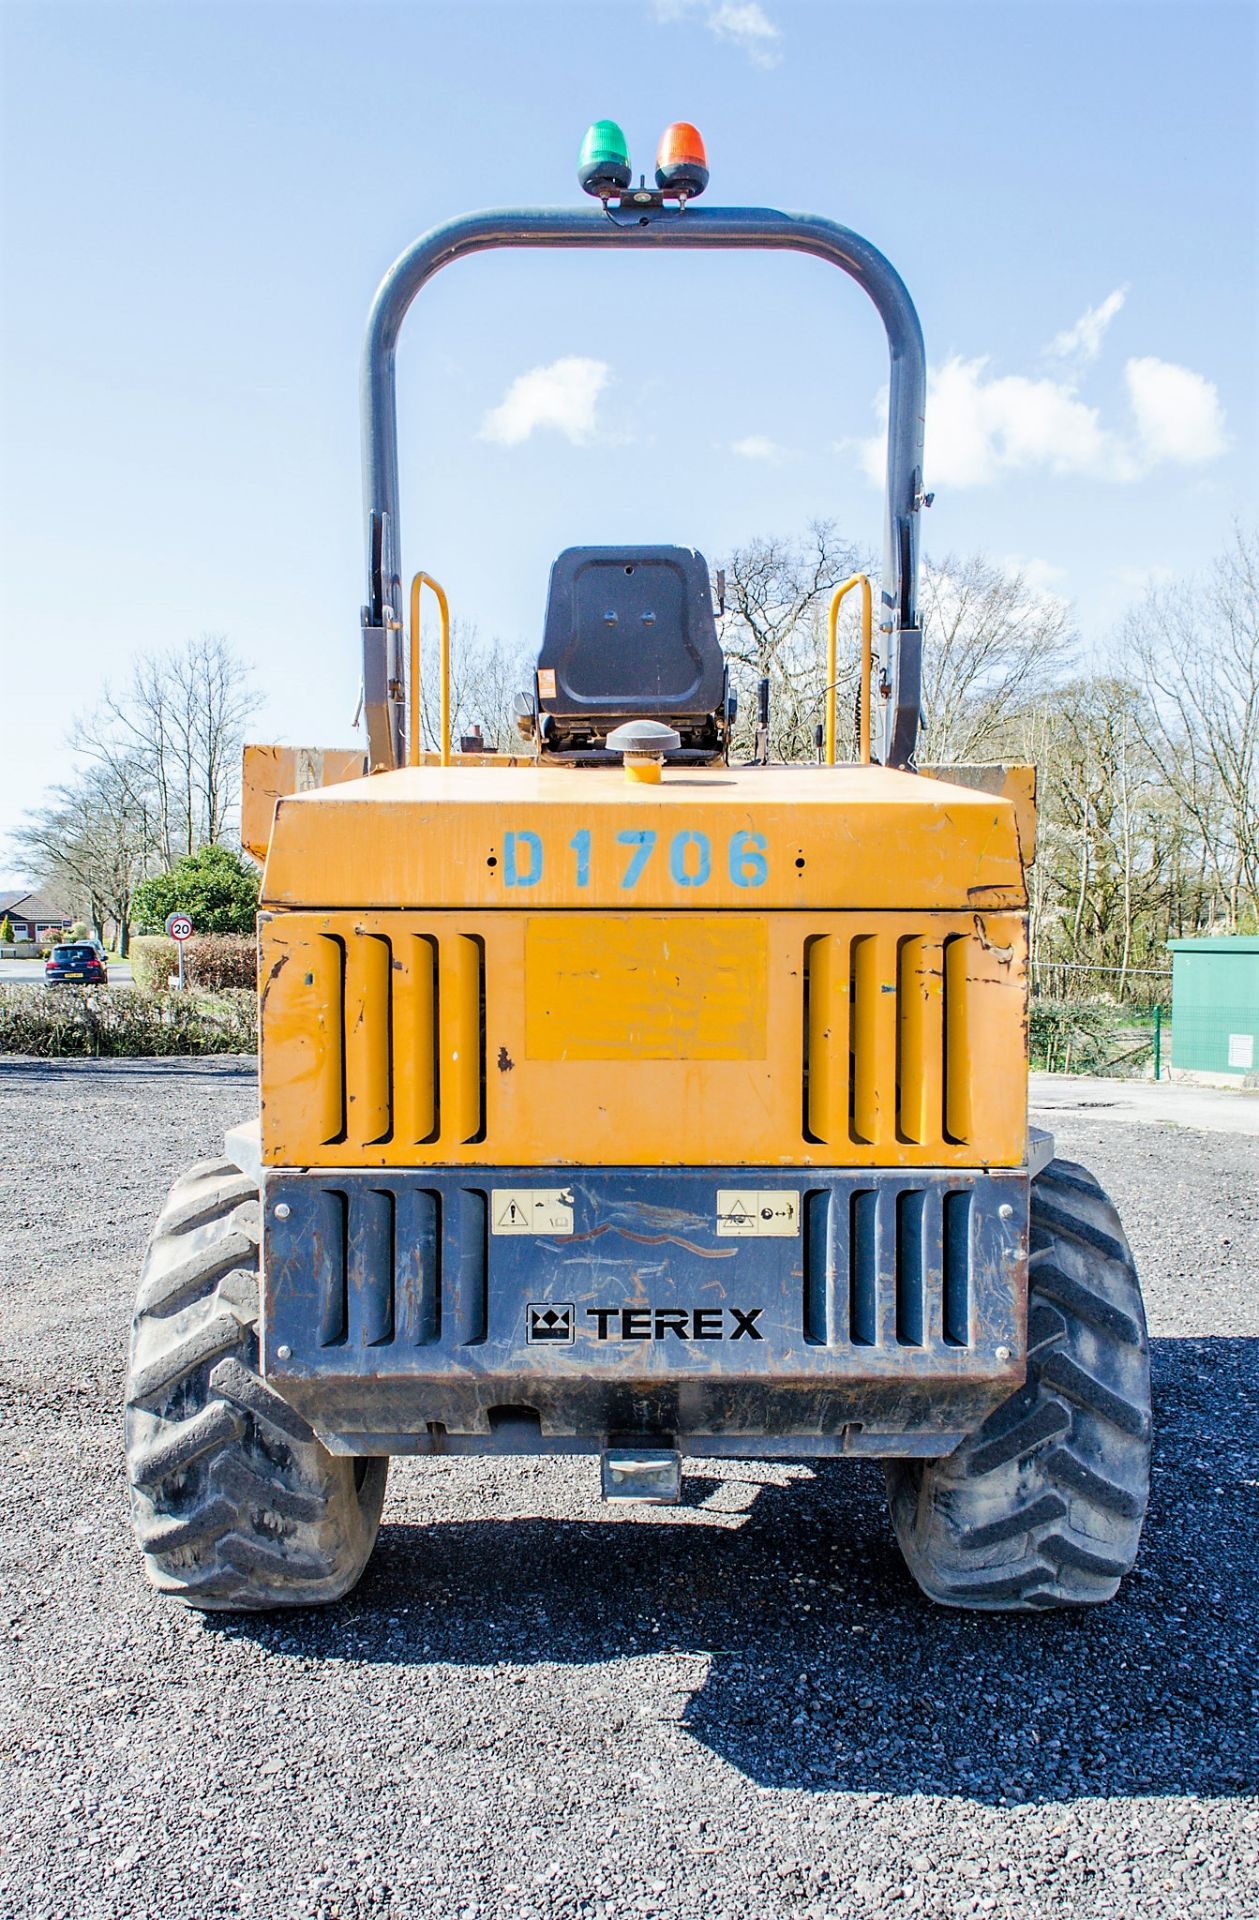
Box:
716 1190 800 1237
491 1188 575 1235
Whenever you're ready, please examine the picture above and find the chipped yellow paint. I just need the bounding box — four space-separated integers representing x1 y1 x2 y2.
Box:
241 741 533 865
920 763 1038 867
241 744 367 865
258 908 1027 1170
259 762 1028 912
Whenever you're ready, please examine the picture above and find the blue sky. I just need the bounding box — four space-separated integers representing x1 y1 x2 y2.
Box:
2 0 1256 853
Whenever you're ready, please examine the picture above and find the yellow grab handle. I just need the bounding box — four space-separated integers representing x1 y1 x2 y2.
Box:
826 573 874 766
409 571 452 767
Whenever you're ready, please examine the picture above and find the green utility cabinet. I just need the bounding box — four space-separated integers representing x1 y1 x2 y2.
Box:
1167 936 1259 1076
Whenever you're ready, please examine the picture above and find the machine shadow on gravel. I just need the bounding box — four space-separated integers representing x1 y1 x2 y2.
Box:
205 1334 1256 1804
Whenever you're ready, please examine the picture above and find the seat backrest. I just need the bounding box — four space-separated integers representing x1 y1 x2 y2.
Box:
537 547 726 737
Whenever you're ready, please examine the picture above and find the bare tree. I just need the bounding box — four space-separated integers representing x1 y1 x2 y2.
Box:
715 521 865 759
12 757 152 953
1026 679 1172 991
1124 526 1259 929
918 553 1075 764
76 634 259 863
411 620 535 754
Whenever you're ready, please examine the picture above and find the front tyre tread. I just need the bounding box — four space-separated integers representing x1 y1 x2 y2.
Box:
125 1160 387 1611
884 1156 1150 1611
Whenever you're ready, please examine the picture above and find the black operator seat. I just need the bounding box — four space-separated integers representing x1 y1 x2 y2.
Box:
532 546 729 758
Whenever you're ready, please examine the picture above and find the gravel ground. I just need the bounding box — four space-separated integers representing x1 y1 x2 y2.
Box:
1 1056 1255 1920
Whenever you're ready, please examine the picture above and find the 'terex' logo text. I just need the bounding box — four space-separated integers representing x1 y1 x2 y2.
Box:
586 1306 764 1341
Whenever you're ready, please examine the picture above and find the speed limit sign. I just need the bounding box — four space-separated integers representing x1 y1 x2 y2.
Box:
164 912 194 989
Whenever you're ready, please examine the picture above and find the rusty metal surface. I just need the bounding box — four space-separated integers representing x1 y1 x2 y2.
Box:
262 1165 1029 1456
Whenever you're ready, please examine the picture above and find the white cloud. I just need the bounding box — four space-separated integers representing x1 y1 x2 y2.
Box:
653 0 782 66
479 357 609 447
856 340 1227 491
1049 287 1127 364
1125 355 1228 465
1002 554 1068 597
1110 561 1177 596
708 1 781 64
731 433 785 462
859 354 1120 489
999 553 1072 616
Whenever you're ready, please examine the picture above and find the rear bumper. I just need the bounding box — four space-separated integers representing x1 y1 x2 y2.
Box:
261 1164 1029 1458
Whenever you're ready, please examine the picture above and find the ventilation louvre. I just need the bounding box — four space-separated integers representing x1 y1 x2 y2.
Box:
942 1188 972 1346
849 1188 878 1345
314 1185 471 1350
895 1188 925 1347
803 1183 974 1351
806 930 968 1151
260 909 1024 1170
310 932 485 1152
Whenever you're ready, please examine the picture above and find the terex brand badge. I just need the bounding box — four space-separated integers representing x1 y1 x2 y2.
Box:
716 1190 800 1237
527 1303 575 1344
492 1188 574 1235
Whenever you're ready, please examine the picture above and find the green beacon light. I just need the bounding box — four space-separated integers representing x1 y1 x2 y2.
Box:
578 120 632 198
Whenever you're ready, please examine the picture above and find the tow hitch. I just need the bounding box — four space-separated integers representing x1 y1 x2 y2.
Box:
600 1448 682 1504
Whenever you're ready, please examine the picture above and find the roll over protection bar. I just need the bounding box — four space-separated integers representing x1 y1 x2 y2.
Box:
360 205 927 771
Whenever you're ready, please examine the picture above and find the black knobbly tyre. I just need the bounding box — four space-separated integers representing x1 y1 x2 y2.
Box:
125 1157 387 1610
885 1156 1151 1611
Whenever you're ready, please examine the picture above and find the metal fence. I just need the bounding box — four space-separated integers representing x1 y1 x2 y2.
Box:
1028 1000 1162 1078
1027 963 1169 1078
1030 960 1172 1002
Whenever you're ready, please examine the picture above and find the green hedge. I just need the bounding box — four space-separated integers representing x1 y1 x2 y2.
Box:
185 933 257 990
132 844 259 935
130 932 257 993
0 985 256 1057
130 935 176 994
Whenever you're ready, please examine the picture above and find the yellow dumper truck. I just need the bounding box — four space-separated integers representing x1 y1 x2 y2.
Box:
125 123 1150 1612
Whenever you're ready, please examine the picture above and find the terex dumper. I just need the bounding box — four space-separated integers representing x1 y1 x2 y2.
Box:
125 123 1151 1611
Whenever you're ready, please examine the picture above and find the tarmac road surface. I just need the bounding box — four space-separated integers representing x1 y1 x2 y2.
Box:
1 1055 1255 1920
1031 1071 1259 1135
0 958 134 985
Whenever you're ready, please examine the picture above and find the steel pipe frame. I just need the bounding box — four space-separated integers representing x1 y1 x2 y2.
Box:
361 204 927 771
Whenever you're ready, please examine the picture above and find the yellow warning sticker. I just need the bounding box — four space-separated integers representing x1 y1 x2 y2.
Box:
491 1188 574 1236
716 1190 801 1237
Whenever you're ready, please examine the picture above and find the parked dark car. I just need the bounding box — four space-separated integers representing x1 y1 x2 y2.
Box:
44 943 108 986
